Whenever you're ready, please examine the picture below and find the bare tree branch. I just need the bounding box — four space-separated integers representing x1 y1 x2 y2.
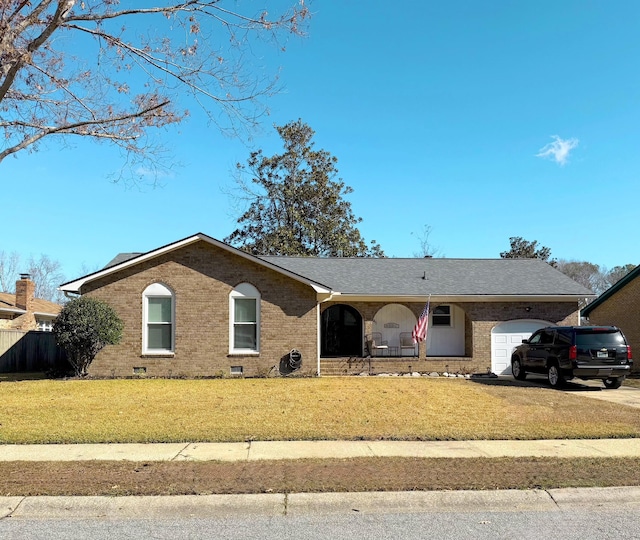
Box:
0 98 171 161
0 0 311 183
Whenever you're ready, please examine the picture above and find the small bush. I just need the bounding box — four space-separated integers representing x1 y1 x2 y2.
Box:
53 296 123 377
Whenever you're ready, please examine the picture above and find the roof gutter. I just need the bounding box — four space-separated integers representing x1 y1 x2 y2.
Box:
327 294 596 303
0 306 26 315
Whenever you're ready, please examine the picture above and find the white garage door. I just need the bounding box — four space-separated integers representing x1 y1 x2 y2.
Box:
491 320 552 375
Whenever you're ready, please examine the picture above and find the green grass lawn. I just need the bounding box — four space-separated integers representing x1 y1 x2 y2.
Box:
2 377 640 444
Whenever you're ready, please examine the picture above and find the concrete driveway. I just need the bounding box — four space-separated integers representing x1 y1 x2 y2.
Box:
502 375 640 409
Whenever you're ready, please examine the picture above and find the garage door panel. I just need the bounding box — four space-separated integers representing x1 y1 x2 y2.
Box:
491 320 552 375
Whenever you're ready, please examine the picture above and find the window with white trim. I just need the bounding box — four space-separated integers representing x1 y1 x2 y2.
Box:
37 320 53 332
431 305 451 326
229 283 260 353
143 283 174 354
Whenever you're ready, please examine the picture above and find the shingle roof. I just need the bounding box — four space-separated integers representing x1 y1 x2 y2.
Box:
61 233 594 299
60 234 333 295
259 256 594 297
103 253 144 269
581 263 640 317
0 291 62 316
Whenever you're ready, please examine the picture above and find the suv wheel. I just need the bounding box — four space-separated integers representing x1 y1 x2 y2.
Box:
603 377 624 389
547 363 565 388
512 358 526 381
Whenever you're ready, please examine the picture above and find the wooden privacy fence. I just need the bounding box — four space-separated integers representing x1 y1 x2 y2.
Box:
0 330 68 373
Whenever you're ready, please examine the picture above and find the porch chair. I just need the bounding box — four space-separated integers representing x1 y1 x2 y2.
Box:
399 332 417 357
366 332 388 357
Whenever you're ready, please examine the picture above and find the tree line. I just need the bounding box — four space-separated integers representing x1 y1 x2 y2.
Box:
500 236 635 297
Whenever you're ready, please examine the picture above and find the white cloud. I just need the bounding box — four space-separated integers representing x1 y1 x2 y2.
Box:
536 135 579 166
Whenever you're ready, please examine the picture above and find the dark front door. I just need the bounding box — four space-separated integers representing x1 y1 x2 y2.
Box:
321 305 363 357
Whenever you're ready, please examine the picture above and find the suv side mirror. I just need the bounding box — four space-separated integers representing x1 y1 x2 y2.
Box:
521 339 528 344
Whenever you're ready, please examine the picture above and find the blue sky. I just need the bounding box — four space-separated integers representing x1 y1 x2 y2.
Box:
3 0 640 284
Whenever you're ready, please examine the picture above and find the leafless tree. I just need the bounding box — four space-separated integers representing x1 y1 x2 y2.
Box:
27 253 65 303
411 224 441 258
0 250 20 292
0 1 310 182
605 264 636 287
0 250 65 303
556 259 607 296
556 260 638 308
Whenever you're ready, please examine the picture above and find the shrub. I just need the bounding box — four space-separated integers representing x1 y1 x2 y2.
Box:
53 296 123 377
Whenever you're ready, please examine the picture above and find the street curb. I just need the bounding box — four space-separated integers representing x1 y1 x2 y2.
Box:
2 487 640 519
0 497 23 519
2 494 284 519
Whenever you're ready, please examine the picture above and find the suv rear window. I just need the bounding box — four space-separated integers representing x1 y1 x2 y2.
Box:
575 330 626 349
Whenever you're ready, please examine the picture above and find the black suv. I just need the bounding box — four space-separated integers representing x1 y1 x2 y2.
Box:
511 326 633 389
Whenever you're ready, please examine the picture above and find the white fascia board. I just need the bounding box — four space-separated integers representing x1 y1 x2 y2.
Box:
33 312 59 318
0 307 25 314
59 233 333 295
330 294 595 303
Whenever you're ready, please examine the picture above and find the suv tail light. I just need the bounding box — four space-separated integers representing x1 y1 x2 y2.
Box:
627 346 633 360
569 345 577 360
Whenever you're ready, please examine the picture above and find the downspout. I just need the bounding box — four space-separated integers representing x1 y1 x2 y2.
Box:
317 301 321 377
578 301 583 326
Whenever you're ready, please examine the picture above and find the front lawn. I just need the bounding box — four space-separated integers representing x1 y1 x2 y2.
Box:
1 378 640 444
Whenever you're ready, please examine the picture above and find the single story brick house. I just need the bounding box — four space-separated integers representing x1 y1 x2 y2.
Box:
581 264 640 372
59 233 594 378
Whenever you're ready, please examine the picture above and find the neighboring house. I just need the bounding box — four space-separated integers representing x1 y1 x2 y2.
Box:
581 264 640 372
0 274 62 331
59 233 594 378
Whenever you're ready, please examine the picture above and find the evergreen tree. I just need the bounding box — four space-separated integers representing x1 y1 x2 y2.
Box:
226 120 383 257
500 237 556 267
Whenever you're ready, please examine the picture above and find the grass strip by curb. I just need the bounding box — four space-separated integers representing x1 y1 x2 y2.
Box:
3 457 640 496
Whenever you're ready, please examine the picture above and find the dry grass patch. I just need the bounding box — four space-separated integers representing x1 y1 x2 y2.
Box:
1 378 640 444
2 457 640 496
624 377 640 389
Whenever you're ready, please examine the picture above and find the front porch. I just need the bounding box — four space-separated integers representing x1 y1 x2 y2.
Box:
321 302 470 359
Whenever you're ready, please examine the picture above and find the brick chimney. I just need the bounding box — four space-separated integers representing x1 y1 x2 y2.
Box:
15 274 35 312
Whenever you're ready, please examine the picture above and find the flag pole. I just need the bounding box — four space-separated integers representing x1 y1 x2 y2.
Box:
412 295 431 360
425 294 431 360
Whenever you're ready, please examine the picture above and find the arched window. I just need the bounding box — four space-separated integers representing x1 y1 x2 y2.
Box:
142 283 174 354
229 283 260 354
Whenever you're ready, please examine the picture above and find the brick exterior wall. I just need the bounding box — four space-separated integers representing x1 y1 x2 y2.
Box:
79 240 581 378
585 277 640 373
82 242 318 378
320 300 579 376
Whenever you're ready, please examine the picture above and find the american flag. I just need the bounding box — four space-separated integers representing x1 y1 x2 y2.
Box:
412 298 430 344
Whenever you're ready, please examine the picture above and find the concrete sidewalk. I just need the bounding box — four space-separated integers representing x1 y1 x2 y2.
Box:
2 438 640 462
